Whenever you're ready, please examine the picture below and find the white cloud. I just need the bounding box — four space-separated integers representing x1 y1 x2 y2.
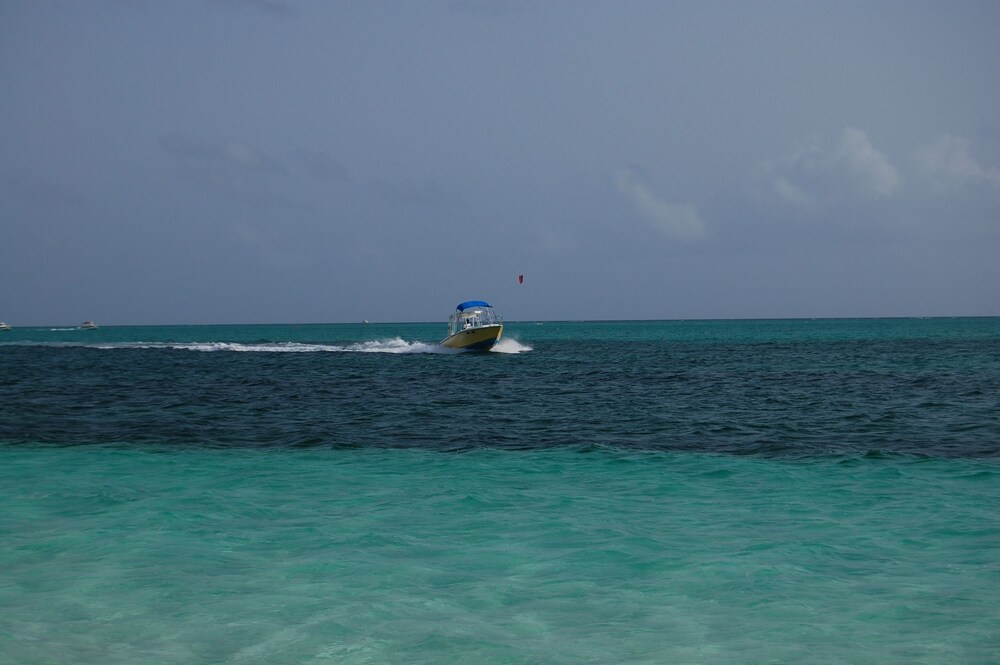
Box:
915 135 1000 190
836 127 900 197
771 175 817 210
615 169 707 241
758 127 901 211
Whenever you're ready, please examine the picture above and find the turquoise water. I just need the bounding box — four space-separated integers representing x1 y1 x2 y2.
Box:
2 318 999 663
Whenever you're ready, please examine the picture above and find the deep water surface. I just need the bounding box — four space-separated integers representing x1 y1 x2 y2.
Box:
2 317 999 456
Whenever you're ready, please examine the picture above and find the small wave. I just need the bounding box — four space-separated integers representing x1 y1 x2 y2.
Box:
492 338 532 354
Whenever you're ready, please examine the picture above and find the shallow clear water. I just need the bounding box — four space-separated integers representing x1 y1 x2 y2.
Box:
2 318 999 663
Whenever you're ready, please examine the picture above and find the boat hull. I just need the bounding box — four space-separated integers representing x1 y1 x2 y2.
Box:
440 324 503 351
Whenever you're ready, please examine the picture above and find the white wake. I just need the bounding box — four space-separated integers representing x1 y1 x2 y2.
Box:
491 338 532 354
4 337 532 354
113 338 449 354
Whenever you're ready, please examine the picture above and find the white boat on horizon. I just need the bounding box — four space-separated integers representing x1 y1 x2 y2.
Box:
440 300 503 352
0 322 11 331
80 321 99 330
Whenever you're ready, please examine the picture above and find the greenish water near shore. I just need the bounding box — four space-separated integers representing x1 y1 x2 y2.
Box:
3 446 998 664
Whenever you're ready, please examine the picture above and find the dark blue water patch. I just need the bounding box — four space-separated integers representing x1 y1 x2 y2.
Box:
2 334 999 458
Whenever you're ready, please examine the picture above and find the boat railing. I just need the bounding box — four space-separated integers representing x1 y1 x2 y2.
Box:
449 308 502 335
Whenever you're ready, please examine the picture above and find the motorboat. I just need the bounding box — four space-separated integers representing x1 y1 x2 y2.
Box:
440 300 503 351
80 321 99 330
0 322 10 331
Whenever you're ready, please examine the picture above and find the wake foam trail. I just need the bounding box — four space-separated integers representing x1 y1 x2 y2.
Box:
133 338 448 354
491 338 532 354
337 338 452 354
1 338 451 354
3 337 533 354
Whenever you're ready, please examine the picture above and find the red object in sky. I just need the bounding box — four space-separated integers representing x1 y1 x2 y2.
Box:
518 274 524 284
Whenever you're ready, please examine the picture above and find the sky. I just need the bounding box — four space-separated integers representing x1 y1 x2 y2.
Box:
1 0 998 325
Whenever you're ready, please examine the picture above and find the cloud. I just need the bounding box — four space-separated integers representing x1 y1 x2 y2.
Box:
770 175 818 210
615 169 707 242
5 172 89 211
836 127 900 197
372 176 456 206
160 133 296 207
447 0 531 17
915 135 1000 190
206 0 297 17
296 149 349 182
758 127 900 211
161 134 284 174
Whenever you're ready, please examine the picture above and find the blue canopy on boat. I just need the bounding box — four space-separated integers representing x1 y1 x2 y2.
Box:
456 300 491 311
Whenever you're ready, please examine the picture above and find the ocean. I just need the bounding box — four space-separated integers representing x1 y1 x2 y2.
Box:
2 318 998 664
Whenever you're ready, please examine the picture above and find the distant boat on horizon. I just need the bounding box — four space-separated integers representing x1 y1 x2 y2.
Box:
80 321 99 330
0 322 11 331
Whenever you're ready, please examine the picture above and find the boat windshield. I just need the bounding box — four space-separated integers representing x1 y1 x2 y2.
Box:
448 306 502 336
